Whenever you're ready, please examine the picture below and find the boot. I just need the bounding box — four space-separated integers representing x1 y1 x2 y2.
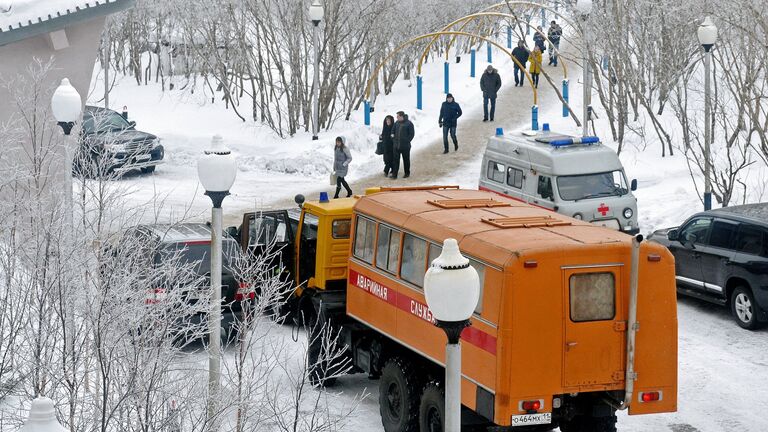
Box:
333 187 341 199
454 141 458 151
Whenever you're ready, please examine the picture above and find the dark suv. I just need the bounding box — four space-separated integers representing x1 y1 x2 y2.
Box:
649 204 768 329
76 106 165 176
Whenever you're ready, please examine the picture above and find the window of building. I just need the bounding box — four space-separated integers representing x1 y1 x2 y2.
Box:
507 167 524 189
708 220 738 249
487 161 505 183
569 272 615 322
400 234 428 287
376 225 401 275
353 216 376 264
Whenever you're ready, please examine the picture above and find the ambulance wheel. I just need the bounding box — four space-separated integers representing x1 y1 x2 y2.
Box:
418 381 444 432
379 357 421 432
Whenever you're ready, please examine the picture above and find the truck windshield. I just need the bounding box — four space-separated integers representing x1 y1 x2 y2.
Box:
556 171 629 201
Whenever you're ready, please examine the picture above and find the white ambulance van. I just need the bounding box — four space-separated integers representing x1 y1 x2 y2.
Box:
478 127 639 234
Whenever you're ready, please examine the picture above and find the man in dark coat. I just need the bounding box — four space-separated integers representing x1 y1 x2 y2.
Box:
438 93 463 153
480 65 502 122
533 26 547 53
391 111 415 179
511 40 530 87
548 21 563 66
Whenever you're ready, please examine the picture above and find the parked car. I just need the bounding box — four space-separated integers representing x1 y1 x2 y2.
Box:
75 105 164 177
649 203 768 329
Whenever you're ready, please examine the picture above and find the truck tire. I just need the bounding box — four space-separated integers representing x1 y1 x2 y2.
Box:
418 381 444 432
731 286 761 330
379 357 421 432
306 311 338 388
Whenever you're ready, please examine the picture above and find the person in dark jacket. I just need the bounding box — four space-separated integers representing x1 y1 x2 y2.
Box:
391 111 414 179
438 93 462 153
332 136 353 198
380 115 395 176
533 26 547 53
480 65 502 122
511 40 530 87
548 21 563 66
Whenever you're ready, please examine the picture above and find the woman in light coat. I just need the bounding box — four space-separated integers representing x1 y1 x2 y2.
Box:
333 136 353 198
529 46 543 88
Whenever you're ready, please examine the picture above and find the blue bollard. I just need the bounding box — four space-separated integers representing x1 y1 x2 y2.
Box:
541 9 546 28
602 55 610 71
532 105 539 131
444 62 450 94
487 41 492 63
364 100 370 126
507 26 512 49
527 15 531 35
416 75 423 110
470 49 476 77
562 79 569 118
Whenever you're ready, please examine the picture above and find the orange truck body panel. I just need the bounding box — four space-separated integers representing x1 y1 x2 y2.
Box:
345 189 677 426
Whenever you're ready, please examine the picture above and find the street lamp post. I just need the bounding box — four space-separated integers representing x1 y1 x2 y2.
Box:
309 0 324 141
697 16 717 211
575 0 592 137
20 397 67 432
423 239 480 432
197 135 237 431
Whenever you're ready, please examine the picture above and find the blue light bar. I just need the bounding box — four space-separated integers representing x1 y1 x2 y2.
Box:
549 136 600 147
319 192 330 203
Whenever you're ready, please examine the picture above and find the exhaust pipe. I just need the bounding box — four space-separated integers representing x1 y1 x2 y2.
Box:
620 234 643 410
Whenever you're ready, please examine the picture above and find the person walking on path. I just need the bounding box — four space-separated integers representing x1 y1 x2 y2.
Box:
391 111 414 179
548 21 563 66
511 40 530 87
380 115 395 176
438 93 463 153
533 26 547 53
529 46 543 88
480 65 502 122
333 136 353 198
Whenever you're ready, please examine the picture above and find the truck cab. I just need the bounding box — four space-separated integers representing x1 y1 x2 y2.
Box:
479 128 640 234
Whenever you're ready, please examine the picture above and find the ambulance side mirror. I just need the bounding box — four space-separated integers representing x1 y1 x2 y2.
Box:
631 179 638 191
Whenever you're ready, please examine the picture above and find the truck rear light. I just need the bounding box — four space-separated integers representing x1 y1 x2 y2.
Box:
236 282 253 302
639 391 662 402
145 288 167 304
520 399 543 412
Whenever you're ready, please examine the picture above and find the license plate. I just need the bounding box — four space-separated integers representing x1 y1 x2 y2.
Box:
135 154 151 162
511 412 551 427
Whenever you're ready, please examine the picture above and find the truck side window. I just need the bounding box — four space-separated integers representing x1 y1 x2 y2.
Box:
506 167 523 189
487 161 505 183
332 219 351 239
376 225 401 275
353 216 375 264
429 243 486 314
537 175 554 200
570 272 615 322
249 213 288 246
400 234 427 287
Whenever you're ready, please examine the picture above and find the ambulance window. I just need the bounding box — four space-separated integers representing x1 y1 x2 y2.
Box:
376 225 401 275
332 219 351 239
569 272 615 322
353 216 376 264
428 244 486 315
507 167 523 189
400 234 427 287
487 161 505 183
537 176 554 200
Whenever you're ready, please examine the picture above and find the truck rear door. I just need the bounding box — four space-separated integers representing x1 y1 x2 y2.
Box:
562 266 625 387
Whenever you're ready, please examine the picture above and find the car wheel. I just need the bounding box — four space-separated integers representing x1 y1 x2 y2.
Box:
141 165 156 174
731 286 761 330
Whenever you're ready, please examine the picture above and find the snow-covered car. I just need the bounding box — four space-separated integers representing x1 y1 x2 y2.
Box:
648 203 768 329
75 105 164 177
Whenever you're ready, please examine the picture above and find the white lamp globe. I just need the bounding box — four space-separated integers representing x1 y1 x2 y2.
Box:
697 16 717 48
51 78 82 123
197 135 237 193
424 238 480 323
20 397 67 432
309 0 323 23
574 0 593 15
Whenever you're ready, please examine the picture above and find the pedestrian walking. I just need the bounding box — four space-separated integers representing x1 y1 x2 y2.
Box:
529 46 543 88
391 111 414 179
533 26 547 53
380 115 395 176
438 93 463 153
548 21 562 66
332 136 353 198
511 40 530 87
480 65 501 122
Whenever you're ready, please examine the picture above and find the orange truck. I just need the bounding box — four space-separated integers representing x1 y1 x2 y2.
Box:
231 186 678 432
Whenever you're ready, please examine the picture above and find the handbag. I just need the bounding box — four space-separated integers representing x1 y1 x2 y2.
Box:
375 140 385 155
329 172 337 186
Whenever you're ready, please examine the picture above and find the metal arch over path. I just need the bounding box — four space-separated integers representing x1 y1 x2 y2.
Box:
364 30 537 105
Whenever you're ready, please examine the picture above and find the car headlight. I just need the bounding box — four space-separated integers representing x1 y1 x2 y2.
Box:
623 208 634 219
152 138 162 149
573 213 583 220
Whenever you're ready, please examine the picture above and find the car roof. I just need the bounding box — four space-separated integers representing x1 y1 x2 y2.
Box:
84 105 119 116
139 223 236 244
709 203 768 226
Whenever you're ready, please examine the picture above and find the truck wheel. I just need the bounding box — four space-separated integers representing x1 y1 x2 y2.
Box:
306 313 338 388
731 286 761 330
379 357 421 432
418 381 444 432
141 165 156 174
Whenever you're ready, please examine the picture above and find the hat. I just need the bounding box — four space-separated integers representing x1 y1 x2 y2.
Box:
446 93 454 99
486 65 494 71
